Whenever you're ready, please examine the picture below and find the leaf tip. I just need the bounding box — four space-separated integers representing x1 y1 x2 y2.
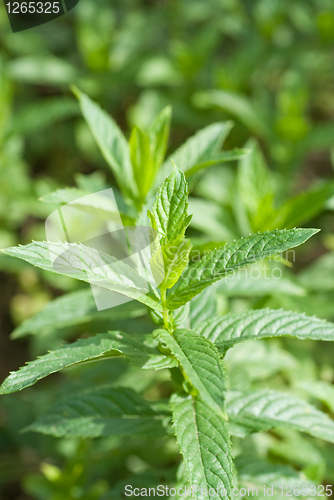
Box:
70 84 81 99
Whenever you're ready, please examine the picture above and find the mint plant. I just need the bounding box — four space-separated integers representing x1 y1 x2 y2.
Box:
2 91 334 499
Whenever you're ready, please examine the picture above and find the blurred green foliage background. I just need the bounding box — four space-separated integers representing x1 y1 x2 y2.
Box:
1 0 334 498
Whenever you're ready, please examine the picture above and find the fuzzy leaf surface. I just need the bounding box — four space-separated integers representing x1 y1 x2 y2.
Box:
2 241 162 311
149 168 191 246
0 332 177 394
160 239 192 290
155 329 226 417
167 228 318 309
171 394 233 500
196 308 334 351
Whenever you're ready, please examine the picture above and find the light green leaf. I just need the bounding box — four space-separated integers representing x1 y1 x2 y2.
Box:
237 138 272 219
196 308 334 351
75 171 108 192
39 187 134 223
295 381 334 413
225 341 296 388
236 456 317 500
8 56 76 85
154 329 226 417
262 182 334 231
298 252 334 292
194 164 236 206
25 387 169 438
188 197 237 241
157 122 233 182
6 97 80 137
0 331 177 394
185 148 249 177
167 228 319 309
148 168 191 246
217 264 306 297
171 394 233 500
160 239 192 290
11 289 145 339
189 286 217 329
2 241 162 311
130 126 155 201
226 389 334 443
73 87 135 198
149 105 172 170
194 90 269 138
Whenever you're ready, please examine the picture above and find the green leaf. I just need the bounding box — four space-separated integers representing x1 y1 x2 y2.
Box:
195 164 235 206
194 90 269 138
149 105 172 170
154 329 226 417
25 387 169 438
39 187 134 224
11 289 145 339
185 148 249 177
6 97 80 137
295 380 334 413
225 341 296 388
73 87 136 199
217 264 306 297
171 394 233 500
188 197 237 241
262 182 334 231
298 252 334 292
2 241 162 311
103 469 175 500
167 228 319 309
226 389 334 443
130 126 155 202
189 286 217 329
157 122 233 182
148 167 191 246
236 456 317 500
196 308 334 351
237 138 273 219
160 239 192 290
0 331 177 394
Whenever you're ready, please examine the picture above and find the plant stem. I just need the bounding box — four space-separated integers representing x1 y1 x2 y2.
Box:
161 288 170 332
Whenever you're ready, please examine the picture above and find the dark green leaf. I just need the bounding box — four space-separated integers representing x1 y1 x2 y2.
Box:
26 387 169 438
168 228 318 309
196 308 334 351
154 329 226 417
171 394 233 500
0 331 177 394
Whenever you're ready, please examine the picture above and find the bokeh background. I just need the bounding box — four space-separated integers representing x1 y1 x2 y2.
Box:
1 0 334 498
